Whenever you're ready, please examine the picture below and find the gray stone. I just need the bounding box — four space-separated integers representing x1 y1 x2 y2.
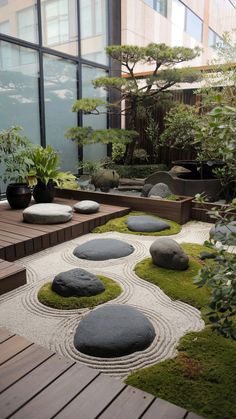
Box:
73 200 100 214
52 268 105 297
126 215 170 232
150 238 189 270
23 203 72 224
73 238 134 261
148 183 172 198
74 304 156 357
210 222 236 245
141 184 153 197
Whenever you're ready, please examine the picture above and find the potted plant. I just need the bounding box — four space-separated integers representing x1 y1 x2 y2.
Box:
28 145 77 203
0 126 33 209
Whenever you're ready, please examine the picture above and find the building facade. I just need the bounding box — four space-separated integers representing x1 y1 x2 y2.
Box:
0 0 236 192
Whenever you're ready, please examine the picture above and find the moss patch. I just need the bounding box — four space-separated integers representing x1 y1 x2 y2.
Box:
38 275 122 310
127 243 236 418
93 211 181 236
135 243 212 311
126 328 236 419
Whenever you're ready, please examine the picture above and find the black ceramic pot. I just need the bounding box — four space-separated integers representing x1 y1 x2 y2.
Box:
33 180 55 203
6 183 32 209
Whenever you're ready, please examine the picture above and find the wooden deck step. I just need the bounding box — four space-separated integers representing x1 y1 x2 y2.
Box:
0 199 130 262
0 259 26 295
0 327 204 419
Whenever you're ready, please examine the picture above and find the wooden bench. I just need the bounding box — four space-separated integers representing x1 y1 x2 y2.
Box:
0 327 203 419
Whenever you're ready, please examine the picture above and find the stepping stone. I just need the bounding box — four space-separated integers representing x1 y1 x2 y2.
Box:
150 238 189 270
210 222 236 245
23 203 73 224
73 238 134 261
126 215 170 232
74 304 156 357
148 182 172 198
52 268 105 297
73 200 100 214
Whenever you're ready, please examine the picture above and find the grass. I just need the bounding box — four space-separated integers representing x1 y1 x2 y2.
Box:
93 211 181 236
126 328 236 419
135 243 211 311
126 243 236 418
38 275 122 310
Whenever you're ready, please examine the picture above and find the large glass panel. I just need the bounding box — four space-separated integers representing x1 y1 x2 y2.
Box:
185 8 202 42
43 54 78 173
0 41 40 143
80 0 108 65
0 0 38 43
0 41 40 193
82 65 107 162
41 0 78 55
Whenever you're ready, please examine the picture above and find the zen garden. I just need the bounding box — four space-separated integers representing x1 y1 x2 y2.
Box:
0 36 235 419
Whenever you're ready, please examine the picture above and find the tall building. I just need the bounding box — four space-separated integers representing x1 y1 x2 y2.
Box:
0 0 235 191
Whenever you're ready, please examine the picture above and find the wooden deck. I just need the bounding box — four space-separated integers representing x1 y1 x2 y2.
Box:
0 198 130 262
0 198 129 294
0 327 202 419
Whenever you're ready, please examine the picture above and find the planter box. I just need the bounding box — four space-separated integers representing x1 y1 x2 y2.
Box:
191 201 236 223
56 188 193 225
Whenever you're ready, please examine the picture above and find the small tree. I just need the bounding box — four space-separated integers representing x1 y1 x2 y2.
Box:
65 43 200 164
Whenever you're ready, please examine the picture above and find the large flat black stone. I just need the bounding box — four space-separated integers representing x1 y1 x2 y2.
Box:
74 304 156 357
126 215 170 232
73 239 134 261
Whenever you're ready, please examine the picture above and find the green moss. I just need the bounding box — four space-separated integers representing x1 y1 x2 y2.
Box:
126 328 236 419
38 275 122 310
93 211 181 236
127 243 236 418
135 243 211 310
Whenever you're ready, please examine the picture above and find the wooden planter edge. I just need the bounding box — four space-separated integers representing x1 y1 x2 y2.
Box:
56 189 193 225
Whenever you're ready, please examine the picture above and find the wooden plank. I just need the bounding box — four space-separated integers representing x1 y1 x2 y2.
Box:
141 397 187 419
11 364 99 419
98 385 155 419
0 354 74 418
0 336 32 366
0 327 15 344
0 344 53 393
55 374 126 419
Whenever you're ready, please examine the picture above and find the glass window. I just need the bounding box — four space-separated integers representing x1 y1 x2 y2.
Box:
0 20 9 34
144 0 154 7
185 8 202 43
80 0 108 65
82 65 107 162
43 54 78 173
41 0 78 55
155 0 167 16
17 6 38 42
0 41 41 145
208 28 222 48
0 0 38 43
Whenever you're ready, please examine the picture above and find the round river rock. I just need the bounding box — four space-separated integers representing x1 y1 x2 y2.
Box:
74 304 156 357
23 203 73 224
73 238 134 261
150 237 189 270
148 182 172 198
73 200 100 214
126 215 170 232
52 268 105 297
